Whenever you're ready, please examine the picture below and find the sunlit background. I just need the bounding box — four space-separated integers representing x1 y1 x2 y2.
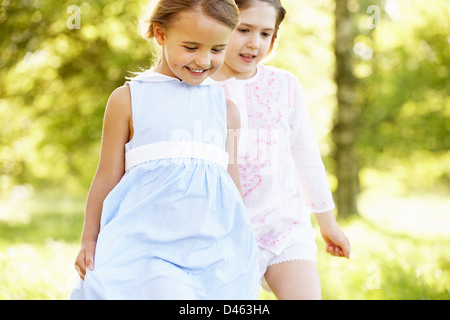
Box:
1 0 449 299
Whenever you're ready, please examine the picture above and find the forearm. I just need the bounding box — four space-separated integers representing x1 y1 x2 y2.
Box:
228 162 244 200
80 175 118 243
225 100 243 200
313 210 338 233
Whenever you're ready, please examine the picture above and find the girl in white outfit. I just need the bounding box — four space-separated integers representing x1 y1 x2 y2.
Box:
211 0 351 300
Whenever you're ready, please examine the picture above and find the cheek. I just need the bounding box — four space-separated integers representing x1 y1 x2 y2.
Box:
265 38 274 51
225 45 242 65
212 54 226 68
237 40 249 53
167 51 185 69
257 39 272 59
226 33 245 54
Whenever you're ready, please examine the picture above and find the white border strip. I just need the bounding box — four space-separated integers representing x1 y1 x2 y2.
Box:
125 141 229 171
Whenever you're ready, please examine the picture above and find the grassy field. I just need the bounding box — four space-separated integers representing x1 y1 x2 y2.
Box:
1 187 449 300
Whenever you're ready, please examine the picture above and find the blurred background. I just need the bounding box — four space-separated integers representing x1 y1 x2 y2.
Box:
0 0 449 299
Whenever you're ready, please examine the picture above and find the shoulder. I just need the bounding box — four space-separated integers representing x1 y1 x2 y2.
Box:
208 82 226 96
226 99 240 130
107 85 131 110
264 66 305 103
261 64 302 85
108 85 131 106
262 64 294 77
104 85 132 122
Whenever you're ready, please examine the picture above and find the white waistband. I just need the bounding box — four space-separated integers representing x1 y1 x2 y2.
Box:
125 141 229 171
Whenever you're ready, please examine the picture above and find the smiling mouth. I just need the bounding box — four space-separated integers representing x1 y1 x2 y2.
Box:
240 53 257 62
186 67 209 76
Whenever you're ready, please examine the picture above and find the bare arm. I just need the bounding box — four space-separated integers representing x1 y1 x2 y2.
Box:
225 99 244 199
75 85 132 279
314 210 351 259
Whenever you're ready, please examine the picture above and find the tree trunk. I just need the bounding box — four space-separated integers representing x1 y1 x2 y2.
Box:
333 0 359 218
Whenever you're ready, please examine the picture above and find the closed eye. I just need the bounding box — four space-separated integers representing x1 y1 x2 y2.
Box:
238 28 250 33
212 47 226 53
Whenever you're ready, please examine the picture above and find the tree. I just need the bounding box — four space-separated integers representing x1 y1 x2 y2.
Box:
0 0 152 195
333 0 359 218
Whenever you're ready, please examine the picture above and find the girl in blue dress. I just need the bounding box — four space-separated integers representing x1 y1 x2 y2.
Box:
69 0 259 300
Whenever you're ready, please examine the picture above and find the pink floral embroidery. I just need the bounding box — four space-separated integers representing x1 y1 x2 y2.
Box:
239 70 283 197
310 199 333 212
238 156 269 197
256 219 302 252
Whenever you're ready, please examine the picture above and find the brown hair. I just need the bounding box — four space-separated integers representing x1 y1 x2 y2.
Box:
141 0 240 40
234 0 286 53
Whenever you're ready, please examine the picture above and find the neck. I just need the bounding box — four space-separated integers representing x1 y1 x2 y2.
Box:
212 63 258 81
153 56 179 80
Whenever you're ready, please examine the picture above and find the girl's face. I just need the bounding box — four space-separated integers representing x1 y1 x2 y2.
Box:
219 1 278 80
154 10 232 85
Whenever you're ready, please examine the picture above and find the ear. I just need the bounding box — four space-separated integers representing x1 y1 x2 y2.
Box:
153 24 166 45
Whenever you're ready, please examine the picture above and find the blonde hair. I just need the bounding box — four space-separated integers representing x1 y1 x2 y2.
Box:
140 0 240 41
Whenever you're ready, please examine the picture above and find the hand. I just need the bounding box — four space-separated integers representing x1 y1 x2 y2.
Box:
320 225 351 259
314 211 351 259
74 240 97 280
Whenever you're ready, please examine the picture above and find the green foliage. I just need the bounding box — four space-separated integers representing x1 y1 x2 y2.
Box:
353 0 450 192
1 0 152 196
1 0 449 196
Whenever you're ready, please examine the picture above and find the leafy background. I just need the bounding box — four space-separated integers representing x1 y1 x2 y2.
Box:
0 0 449 299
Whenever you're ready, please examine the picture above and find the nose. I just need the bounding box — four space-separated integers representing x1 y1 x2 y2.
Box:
246 34 260 50
194 51 211 68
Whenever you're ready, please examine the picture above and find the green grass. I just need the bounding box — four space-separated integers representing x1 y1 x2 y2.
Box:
0 194 82 299
320 191 450 300
317 218 450 300
1 189 449 300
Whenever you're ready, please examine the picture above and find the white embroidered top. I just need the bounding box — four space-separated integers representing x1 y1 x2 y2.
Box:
211 64 335 254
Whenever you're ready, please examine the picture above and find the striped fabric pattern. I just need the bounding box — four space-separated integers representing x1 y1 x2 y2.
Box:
69 73 259 300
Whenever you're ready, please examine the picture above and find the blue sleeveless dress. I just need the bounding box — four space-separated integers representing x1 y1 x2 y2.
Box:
69 71 259 300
